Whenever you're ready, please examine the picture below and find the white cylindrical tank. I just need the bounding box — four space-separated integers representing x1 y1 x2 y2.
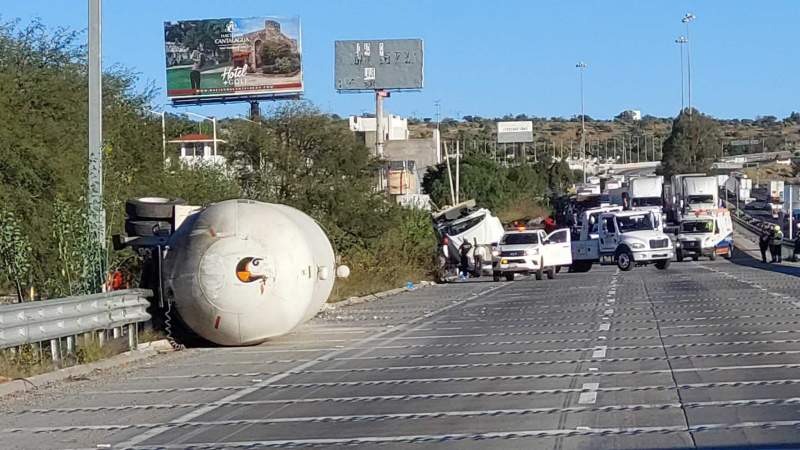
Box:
163 200 338 346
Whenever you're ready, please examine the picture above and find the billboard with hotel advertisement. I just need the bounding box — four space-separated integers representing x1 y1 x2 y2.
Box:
164 17 302 104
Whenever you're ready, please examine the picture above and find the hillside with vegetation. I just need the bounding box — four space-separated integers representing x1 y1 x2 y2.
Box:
409 112 800 156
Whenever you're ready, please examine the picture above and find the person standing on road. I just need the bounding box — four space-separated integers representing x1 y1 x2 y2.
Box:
793 224 800 262
759 225 771 263
770 224 784 263
458 240 473 280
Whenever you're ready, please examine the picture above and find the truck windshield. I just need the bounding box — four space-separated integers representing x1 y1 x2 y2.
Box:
616 214 654 233
501 233 540 245
681 220 714 233
687 195 714 205
632 197 663 207
444 214 485 236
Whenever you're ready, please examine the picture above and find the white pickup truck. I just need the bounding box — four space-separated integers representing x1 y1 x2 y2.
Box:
571 210 674 272
492 228 572 281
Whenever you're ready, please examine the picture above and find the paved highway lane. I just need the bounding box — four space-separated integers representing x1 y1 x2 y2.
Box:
3 260 800 449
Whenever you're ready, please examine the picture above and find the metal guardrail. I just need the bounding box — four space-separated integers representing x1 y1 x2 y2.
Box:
0 289 152 350
726 200 796 250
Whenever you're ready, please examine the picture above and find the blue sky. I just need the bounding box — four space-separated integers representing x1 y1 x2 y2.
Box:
3 1 798 120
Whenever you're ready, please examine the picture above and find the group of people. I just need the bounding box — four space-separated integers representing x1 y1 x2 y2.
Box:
758 223 800 263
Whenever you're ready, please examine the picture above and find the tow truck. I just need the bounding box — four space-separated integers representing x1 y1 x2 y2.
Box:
571 210 674 272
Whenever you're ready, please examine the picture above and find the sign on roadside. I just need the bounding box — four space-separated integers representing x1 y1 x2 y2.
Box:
164 17 303 104
497 121 534 143
334 39 424 91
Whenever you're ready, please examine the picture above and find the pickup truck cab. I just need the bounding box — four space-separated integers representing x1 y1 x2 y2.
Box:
493 228 572 281
571 210 674 272
676 209 733 261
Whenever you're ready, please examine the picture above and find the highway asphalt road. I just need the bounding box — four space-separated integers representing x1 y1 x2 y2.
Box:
3 255 800 449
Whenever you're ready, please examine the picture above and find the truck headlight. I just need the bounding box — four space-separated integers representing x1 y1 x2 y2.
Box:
630 242 646 249
526 248 540 256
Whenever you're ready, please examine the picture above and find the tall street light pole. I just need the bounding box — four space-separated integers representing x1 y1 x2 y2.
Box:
682 13 696 115
87 0 106 290
675 36 687 113
576 62 588 183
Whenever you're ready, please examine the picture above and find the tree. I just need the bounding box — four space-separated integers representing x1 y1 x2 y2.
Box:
0 209 32 302
659 109 722 179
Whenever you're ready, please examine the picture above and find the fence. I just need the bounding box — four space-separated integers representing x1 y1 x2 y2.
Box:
442 135 666 166
0 289 152 363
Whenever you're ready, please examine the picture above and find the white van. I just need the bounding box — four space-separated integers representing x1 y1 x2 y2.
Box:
675 209 734 261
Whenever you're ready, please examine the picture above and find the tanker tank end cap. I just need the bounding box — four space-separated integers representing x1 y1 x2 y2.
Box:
336 265 351 279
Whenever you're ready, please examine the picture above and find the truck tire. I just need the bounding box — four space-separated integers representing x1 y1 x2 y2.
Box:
676 250 684 262
126 197 185 220
493 272 502 282
709 250 717 261
692 255 699 262
724 245 733 260
616 248 634 271
555 266 562 274
546 267 555 279
655 259 671 270
505 273 515 282
125 220 172 237
535 268 543 280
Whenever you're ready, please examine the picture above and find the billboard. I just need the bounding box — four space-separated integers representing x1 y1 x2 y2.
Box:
497 121 534 143
335 39 424 91
164 17 302 104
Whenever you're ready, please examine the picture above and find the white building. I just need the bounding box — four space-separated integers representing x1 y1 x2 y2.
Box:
349 114 409 141
168 133 227 166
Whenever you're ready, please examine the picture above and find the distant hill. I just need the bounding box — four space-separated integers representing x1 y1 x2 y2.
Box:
408 115 800 156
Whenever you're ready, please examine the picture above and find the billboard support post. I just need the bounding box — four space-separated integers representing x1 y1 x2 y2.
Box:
375 90 385 157
250 101 260 121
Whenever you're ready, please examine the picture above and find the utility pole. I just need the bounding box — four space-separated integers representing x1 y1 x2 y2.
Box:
576 62 588 182
148 109 167 168
682 13 696 115
87 0 105 284
675 36 687 113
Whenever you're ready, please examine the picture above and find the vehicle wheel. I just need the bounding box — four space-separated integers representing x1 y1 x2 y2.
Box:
709 251 717 261
676 250 684 262
724 245 733 260
493 272 501 282
555 266 562 273
692 255 699 261
505 273 515 282
655 259 671 270
535 268 543 280
125 220 172 237
616 249 634 271
125 197 185 220
546 267 555 279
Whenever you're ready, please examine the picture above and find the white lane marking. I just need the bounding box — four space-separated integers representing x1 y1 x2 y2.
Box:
116 284 509 448
105 420 800 448
598 323 611 331
592 346 608 358
578 382 600 404
604 309 614 315
608 299 616 303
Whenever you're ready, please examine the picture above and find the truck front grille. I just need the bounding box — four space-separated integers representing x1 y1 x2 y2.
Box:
650 239 669 249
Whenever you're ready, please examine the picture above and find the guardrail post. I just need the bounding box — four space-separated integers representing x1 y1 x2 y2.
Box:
97 330 106 347
66 335 75 354
50 339 60 365
128 323 137 350
112 327 121 339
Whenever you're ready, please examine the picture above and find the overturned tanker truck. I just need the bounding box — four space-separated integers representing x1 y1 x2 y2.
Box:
116 198 350 346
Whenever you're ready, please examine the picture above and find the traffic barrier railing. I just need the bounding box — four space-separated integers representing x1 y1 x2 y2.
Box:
0 289 152 360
